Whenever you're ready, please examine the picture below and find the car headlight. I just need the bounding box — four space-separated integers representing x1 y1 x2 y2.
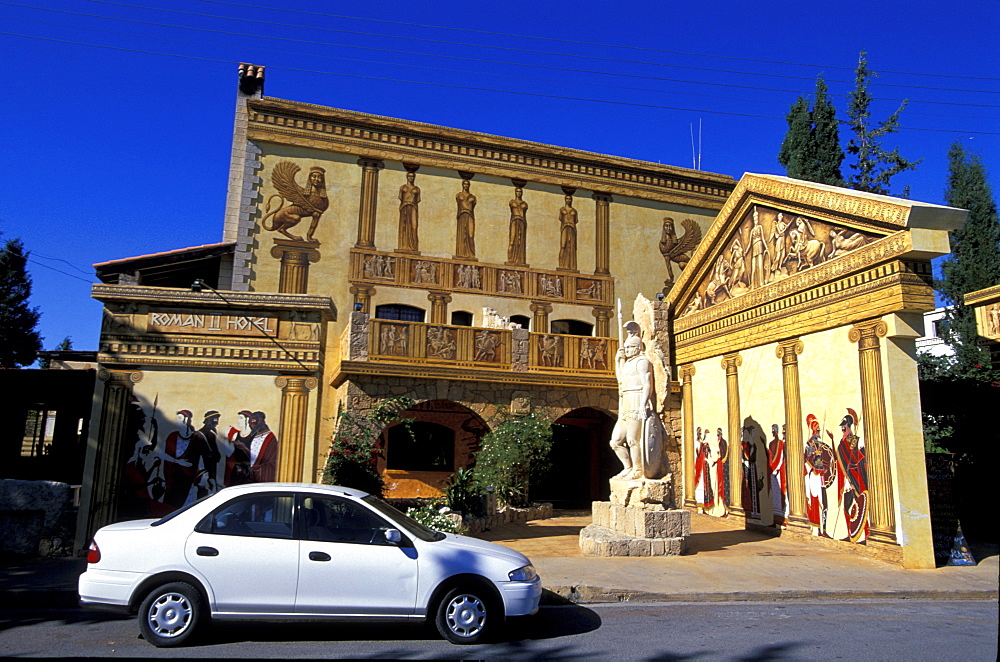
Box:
508 564 537 582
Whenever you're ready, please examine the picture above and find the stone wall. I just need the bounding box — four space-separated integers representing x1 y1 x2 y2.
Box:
0 480 78 557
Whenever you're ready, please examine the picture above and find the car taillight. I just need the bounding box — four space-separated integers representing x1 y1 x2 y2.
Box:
87 541 101 564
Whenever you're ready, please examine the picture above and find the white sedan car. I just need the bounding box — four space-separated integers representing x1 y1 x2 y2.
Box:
79 483 541 646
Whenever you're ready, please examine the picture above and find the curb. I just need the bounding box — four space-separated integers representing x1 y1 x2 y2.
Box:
541 585 1000 604
0 588 80 611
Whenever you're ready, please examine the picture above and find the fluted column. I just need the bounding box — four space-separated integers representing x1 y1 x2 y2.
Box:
592 308 612 338
530 302 552 333
593 193 612 275
350 285 375 314
680 363 696 506
428 292 452 325
850 320 896 542
777 339 807 524
271 240 321 294
276 376 317 482
722 353 743 512
356 159 384 248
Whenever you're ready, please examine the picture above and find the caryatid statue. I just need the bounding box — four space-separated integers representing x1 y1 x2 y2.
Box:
455 178 477 259
397 170 420 252
507 187 528 265
609 321 664 480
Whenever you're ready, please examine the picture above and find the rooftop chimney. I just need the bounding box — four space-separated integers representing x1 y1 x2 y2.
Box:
238 62 265 97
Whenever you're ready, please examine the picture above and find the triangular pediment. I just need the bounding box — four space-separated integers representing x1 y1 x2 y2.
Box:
669 174 965 322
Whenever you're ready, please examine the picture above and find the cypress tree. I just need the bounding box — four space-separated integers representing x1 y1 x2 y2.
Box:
0 237 43 368
778 96 811 179
938 142 1000 377
845 51 920 195
778 78 844 187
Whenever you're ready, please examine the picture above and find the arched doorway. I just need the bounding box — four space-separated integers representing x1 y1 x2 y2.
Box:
380 400 488 499
530 407 616 509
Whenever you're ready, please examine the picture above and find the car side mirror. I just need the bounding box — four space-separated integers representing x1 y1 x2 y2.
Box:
384 528 402 544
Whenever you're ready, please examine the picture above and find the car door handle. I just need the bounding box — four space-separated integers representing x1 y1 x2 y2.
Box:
308 551 331 562
196 546 219 557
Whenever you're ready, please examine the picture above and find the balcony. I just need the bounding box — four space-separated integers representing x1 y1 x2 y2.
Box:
332 314 618 389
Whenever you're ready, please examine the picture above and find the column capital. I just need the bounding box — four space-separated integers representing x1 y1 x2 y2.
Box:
721 353 742 373
592 192 613 203
427 291 453 304
850 319 888 347
529 301 553 314
275 375 318 391
98 368 143 386
776 338 804 362
357 158 385 170
680 363 696 381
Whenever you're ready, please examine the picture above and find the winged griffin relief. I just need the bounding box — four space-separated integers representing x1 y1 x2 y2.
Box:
659 217 702 289
261 161 329 243
681 205 879 316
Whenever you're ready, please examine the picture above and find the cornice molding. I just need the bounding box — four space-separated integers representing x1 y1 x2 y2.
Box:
246 98 735 208
92 284 336 316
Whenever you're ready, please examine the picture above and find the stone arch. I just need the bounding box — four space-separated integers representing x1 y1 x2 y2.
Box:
530 406 617 509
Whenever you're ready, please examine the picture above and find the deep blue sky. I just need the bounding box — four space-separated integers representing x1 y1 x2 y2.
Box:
2 0 997 352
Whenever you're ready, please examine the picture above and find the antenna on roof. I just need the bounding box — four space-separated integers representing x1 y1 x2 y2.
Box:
697 118 703 170
689 123 696 170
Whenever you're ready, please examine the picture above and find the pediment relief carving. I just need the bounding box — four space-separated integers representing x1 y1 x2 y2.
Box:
677 203 883 317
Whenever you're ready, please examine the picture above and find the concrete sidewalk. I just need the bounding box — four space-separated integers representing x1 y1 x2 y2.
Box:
0 511 996 611
476 510 999 603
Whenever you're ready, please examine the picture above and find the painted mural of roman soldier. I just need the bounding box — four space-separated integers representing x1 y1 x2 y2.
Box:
246 411 279 483
834 408 868 543
804 414 837 537
188 410 223 501
693 427 714 512
713 427 730 517
226 410 254 485
768 423 788 527
163 410 199 509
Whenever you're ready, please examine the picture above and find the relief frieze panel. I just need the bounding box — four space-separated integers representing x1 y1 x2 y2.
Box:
680 205 882 317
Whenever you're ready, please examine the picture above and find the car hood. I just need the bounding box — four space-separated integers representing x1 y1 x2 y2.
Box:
435 533 531 567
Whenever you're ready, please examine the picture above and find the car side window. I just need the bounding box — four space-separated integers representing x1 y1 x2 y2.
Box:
299 496 393 545
206 494 294 539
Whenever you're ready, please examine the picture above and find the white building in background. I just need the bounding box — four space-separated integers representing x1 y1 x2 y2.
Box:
916 307 957 357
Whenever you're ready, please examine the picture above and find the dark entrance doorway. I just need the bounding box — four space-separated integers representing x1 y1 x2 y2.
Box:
530 407 616 509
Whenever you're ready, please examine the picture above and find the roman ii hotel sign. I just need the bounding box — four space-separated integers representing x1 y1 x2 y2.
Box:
147 308 278 337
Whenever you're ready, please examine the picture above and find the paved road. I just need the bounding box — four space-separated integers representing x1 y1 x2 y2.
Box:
1 600 996 659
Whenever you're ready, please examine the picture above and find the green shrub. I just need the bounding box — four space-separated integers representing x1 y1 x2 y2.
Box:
322 396 414 497
445 466 486 517
473 412 553 508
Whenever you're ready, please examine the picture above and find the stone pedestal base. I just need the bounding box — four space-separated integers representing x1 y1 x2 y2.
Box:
579 476 690 556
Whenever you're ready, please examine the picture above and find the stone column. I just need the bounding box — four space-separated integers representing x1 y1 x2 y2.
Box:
592 193 612 275
428 292 452 325
530 302 552 333
680 363 696 506
850 320 896 543
592 307 612 338
270 240 321 294
722 353 743 512
276 376 317 482
355 159 384 248
76 369 141 550
350 285 375 314
777 339 807 524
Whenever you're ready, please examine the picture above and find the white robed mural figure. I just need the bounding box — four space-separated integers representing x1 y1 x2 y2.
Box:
609 313 665 480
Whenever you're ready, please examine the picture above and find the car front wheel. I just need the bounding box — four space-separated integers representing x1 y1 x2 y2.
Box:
137 581 203 647
435 586 494 644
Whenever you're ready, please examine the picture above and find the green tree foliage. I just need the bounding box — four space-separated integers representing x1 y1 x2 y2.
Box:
937 142 1000 378
472 412 553 508
845 52 921 195
322 396 415 497
0 237 43 368
39 336 73 369
778 77 844 186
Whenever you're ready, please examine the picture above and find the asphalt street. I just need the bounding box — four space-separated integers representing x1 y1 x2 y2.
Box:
1 599 996 660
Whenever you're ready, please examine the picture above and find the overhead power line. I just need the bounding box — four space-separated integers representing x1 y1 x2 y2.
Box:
191 0 1000 83
2 30 997 136
33 0 1000 95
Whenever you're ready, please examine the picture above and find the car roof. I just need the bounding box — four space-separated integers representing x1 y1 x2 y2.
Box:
211 483 371 499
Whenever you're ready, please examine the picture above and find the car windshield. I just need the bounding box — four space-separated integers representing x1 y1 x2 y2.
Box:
150 494 212 527
362 495 446 542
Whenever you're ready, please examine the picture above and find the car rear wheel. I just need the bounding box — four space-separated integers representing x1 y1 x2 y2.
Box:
435 586 494 644
137 581 203 647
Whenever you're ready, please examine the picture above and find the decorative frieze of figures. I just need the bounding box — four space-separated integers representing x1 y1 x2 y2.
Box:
683 205 878 315
539 273 563 298
538 334 563 366
363 254 395 279
473 329 502 362
579 338 608 370
378 323 408 356
455 264 482 289
412 260 438 285
498 270 522 294
576 279 602 300
426 325 456 359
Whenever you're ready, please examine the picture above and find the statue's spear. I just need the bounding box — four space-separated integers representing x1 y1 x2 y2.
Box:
616 297 623 346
